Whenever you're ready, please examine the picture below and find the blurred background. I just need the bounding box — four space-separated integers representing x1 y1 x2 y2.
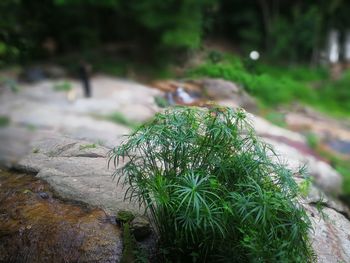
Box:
0 0 350 202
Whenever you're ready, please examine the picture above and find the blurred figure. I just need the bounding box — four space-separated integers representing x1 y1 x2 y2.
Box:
79 61 92 98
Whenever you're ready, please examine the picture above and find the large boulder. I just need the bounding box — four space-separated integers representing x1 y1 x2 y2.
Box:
14 134 141 215
10 133 350 263
199 78 257 111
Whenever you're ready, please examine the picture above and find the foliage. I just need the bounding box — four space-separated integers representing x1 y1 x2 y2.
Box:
107 112 141 129
120 223 136 263
0 77 20 93
188 51 350 116
264 111 286 127
187 55 314 106
0 116 10 127
109 106 315 262
154 95 170 108
319 70 350 113
299 177 313 198
117 210 149 263
306 133 319 150
53 81 72 92
267 5 322 62
2 0 350 64
79 143 96 150
314 145 350 196
117 210 135 223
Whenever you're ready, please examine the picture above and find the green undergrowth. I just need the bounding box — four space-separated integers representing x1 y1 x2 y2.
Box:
187 51 350 117
0 116 10 127
109 106 315 262
317 150 350 195
106 112 141 130
118 210 148 263
79 143 96 150
53 81 72 92
306 133 350 196
154 95 170 108
263 111 287 128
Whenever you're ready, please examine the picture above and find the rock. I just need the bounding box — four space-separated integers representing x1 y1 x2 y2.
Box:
285 111 350 142
38 191 49 199
151 80 202 93
201 78 240 98
264 137 343 194
295 176 350 262
297 177 350 219
199 78 257 111
130 216 152 241
248 113 343 194
1 74 349 261
43 65 67 79
32 135 109 158
0 171 123 263
14 136 141 215
305 205 350 263
20 67 46 83
250 114 306 143
0 126 35 167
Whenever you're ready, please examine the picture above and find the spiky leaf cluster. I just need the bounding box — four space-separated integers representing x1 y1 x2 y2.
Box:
109 106 315 262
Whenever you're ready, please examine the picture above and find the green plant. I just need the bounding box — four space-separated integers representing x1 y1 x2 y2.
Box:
154 95 170 108
26 124 37 131
120 222 137 263
109 106 315 262
79 143 97 150
32 147 40 154
306 133 319 150
0 116 10 127
187 55 314 107
299 176 313 198
107 112 141 129
53 81 72 92
264 111 286 127
315 147 350 196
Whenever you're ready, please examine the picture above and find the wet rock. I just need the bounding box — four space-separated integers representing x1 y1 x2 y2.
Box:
327 138 350 155
130 216 152 241
0 171 123 263
151 80 201 93
0 126 35 168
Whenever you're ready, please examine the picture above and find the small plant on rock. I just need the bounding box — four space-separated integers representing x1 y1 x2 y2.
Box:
109 106 315 262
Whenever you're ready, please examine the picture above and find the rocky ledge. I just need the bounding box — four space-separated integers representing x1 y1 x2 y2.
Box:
2 130 347 262
0 76 349 262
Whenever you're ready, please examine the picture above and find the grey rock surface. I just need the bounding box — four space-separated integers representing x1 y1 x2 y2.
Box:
14 135 140 215
0 75 349 262
306 205 350 263
201 78 257 111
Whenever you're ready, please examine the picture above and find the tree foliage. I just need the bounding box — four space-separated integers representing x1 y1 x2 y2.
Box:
1 0 350 64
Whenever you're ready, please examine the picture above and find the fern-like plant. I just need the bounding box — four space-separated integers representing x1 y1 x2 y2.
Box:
109 106 315 262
